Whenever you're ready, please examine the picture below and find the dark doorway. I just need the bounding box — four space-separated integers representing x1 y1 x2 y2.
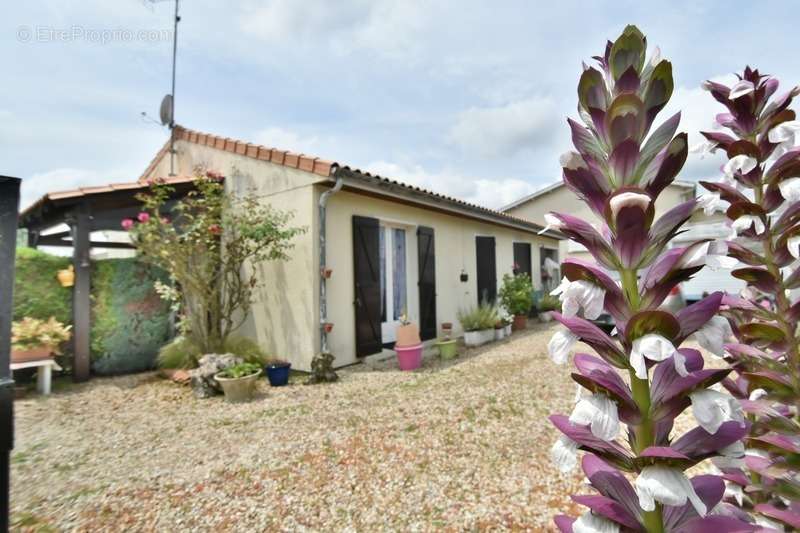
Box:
352 216 382 357
475 236 497 304
513 242 532 278
417 226 436 341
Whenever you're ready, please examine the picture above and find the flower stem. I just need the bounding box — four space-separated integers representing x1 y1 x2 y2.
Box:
621 267 663 532
755 185 800 418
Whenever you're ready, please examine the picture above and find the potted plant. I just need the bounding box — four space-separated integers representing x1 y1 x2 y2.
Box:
394 315 423 371
11 317 72 364
497 307 513 338
214 362 262 403
494 320 506 340
458 303 497 347
264 358 292 387
498 273 533 331
537 294 561 322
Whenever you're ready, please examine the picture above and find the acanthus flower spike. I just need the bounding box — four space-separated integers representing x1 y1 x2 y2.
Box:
698 65 800 530
547 25 751 532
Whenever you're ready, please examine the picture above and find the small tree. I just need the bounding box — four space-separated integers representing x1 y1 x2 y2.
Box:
126 174 305 359
498 272 533 316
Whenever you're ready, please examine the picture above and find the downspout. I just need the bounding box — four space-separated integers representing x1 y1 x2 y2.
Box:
319 167 344 354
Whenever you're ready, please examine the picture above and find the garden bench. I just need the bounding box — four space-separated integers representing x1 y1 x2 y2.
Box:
9 360 62 395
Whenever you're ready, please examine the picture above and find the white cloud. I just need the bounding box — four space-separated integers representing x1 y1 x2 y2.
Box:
363 160 539 209
663 75 737 182
448 97 559 158
238 0 429 60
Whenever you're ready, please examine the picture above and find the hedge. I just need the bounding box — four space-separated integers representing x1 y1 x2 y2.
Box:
13 247 72 324
91 258 173 375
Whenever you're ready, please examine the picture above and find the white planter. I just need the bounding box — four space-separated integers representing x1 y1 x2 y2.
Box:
464 329 495 347
504 324 512 337
539 311 554 323
494 328 506 340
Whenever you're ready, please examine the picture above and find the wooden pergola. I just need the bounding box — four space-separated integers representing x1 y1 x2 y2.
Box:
18 177 195 382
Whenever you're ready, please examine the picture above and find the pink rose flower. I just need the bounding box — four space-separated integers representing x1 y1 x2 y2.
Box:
137 212 150 223
121 219 134 230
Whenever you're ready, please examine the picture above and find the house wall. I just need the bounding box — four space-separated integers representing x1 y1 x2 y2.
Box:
164 140 323 371
505 182 695 262
322 188 559 368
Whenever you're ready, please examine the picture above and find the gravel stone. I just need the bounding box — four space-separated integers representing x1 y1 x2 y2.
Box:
9 323 716 531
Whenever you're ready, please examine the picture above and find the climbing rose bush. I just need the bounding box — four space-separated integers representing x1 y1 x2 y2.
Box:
545 26 752 532
696 68 800 531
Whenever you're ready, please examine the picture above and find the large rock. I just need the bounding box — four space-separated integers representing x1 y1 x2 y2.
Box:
188 353 242 398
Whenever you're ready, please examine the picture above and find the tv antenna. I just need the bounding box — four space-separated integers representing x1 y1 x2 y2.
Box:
141 0 180 176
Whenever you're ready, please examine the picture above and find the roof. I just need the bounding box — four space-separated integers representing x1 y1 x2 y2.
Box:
136 125 556 236
500 179 697 212
20 175 196 221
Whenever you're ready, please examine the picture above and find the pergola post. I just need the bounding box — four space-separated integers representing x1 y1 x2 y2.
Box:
70 203 91 382
0 176 21 532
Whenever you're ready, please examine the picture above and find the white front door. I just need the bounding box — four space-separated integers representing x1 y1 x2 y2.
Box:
380 225 408 344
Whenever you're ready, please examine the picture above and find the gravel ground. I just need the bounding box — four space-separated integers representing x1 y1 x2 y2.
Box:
10 323 709 532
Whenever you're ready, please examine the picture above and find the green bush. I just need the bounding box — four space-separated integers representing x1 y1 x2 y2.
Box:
537 294 562 312
91 259 173 375
157 335 267 369
457 302 499 332
499 273 534 316
13 247 72 324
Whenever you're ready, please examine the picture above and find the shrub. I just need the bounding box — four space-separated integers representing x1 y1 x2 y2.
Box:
13 247 72 325
457 302 498 332
128 174 305 354
91 259 172 375
498 273 533 316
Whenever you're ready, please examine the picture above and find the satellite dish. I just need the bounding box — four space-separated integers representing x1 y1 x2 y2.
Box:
159 94 174 126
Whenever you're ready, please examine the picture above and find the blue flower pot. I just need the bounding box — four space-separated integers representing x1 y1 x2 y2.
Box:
265 362 291 386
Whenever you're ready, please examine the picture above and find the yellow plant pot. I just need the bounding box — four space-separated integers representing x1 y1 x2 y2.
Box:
57 265 75 287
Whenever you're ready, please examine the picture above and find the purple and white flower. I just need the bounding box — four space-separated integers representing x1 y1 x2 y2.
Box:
635 466 707 517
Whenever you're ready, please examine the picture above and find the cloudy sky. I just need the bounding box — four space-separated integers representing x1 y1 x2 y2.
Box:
3 0 799 210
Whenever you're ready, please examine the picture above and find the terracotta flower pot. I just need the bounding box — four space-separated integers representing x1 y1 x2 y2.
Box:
11 346 53 364
396 323 421 347
512 314 527 331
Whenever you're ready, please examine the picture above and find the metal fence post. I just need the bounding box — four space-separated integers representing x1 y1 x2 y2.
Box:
0 176 21 532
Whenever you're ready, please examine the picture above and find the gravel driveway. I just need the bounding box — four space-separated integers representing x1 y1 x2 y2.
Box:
10 323 592 531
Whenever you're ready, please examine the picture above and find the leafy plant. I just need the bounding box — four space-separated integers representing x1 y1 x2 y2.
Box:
546 26 750 531
695 68 800 529
537 294 561 312
11 317 72 353
457 302 498 332
216 362 261 379
127 173 305 354
498 272 533 315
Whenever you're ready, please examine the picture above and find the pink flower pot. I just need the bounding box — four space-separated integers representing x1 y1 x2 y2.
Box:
395 343 423 371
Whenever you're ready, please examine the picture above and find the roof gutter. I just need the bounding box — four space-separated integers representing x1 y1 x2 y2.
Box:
318 166 343 355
